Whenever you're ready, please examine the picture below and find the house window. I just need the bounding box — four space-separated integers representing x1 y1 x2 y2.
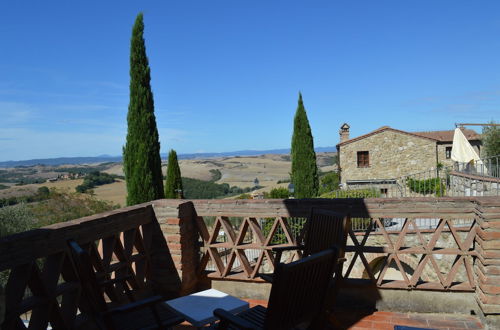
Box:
446 147 452 159
357 151 369 167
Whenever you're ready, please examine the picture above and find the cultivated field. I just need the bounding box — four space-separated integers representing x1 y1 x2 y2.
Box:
1 152 337 206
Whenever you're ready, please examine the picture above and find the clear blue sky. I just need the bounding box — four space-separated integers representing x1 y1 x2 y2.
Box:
1 1 499 161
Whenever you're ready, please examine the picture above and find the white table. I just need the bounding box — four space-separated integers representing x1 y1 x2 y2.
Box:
165 288 249 328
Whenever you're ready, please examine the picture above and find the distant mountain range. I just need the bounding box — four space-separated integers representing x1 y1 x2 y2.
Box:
0 147 337 168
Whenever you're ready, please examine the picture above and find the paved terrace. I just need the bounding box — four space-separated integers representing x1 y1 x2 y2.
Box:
1 197 499 329
171 299 484 329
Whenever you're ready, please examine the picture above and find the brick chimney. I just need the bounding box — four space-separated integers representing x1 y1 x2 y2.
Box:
339 123 350 143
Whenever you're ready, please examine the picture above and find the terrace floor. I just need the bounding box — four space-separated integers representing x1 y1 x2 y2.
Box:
173 299 484 329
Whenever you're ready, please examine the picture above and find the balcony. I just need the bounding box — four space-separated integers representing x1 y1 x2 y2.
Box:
1 197 499 329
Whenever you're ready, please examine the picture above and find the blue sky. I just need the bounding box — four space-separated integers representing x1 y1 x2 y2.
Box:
1 1 499 161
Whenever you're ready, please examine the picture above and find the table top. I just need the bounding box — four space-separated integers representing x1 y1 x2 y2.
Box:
165 289 249 327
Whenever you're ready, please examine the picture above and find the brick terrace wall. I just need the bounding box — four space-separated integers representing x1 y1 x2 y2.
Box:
152 197 500 326
475 198 500 315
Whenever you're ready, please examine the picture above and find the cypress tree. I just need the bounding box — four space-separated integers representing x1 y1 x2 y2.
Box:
165 149 184 198
123 13 164 206
290 93 319 198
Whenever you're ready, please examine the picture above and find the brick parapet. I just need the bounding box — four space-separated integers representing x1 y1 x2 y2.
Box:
474 199 500 315
153 197 500 316
153 200 200 295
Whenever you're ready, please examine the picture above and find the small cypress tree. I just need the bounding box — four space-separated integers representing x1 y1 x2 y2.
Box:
123 13 164 206
165 150 183 198
290 93 319 198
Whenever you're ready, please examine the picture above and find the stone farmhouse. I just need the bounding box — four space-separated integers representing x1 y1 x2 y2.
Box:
336 123 481 191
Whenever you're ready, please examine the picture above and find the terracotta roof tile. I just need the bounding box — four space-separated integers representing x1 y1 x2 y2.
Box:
338 127 481 147
412 128 480 142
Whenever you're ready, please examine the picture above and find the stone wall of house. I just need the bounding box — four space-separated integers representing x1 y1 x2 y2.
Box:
436 143 453 167
339 130 437 184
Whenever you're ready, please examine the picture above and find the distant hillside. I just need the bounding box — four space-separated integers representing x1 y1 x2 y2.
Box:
0 147 337 167
178 146 336 159
0 156 123 168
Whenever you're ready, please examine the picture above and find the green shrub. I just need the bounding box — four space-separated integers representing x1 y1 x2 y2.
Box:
265 187 290 199
30 190 119 227
406 178 446 196
0 203 36 237
318 171 340 195
75 171 115 193
320 189 380 198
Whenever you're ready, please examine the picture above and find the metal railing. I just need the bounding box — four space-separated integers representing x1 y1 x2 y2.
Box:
454 155 500 179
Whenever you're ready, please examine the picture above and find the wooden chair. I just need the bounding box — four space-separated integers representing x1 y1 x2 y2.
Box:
68 239 184 330
214 247 339 330
263 208 350 281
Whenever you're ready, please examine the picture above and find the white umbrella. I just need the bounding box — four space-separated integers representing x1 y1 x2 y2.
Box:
451 128 486 174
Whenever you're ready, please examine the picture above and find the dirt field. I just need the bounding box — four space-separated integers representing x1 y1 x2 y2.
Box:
1 152 336 204
93 180 126 207
0 179 84 199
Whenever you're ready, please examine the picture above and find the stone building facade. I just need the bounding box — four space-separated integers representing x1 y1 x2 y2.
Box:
336 125 481 190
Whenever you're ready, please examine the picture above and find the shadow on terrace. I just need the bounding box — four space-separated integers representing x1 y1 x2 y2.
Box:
1 197 498 329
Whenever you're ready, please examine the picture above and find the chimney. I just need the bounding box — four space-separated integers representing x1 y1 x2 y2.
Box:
339 123 350 143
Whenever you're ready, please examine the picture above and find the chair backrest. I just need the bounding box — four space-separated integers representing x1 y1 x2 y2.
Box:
264 247 339 329
68 239 108 313
303 208 350 259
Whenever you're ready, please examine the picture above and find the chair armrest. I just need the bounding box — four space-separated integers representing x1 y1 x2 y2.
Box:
259 274 273 283
105 295 164 314
213 308 255 330
271 245 304 252
338 257 347 263
272 245 304 265
99 274 133 287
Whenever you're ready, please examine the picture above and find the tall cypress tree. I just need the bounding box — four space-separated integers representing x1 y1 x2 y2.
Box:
290 93 319 198
123 13 164 206
165 149 183 199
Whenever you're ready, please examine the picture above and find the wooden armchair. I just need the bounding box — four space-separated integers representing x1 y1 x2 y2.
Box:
262 208 350 282
68 239 184 330
214 247 339 329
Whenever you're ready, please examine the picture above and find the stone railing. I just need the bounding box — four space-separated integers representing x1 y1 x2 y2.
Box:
0 204 180 329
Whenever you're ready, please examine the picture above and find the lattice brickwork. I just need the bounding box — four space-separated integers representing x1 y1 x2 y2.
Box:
196 216 301 280
345 217 477 291
0 205 170 330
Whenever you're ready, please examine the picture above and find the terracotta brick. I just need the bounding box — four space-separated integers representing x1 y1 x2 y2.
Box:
164 226 180 234
426 319 467 329
480 283 500 294
351 320 373 328
481 221 500 229
167 218 181 225
390 317 427 328
167 243 182 251
481 249 500 259
364 313 394 322
478 287 500 305
371 321 393 330
479 240 500 250
478 272 500 286
464 320 484 328
166 235 181 243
